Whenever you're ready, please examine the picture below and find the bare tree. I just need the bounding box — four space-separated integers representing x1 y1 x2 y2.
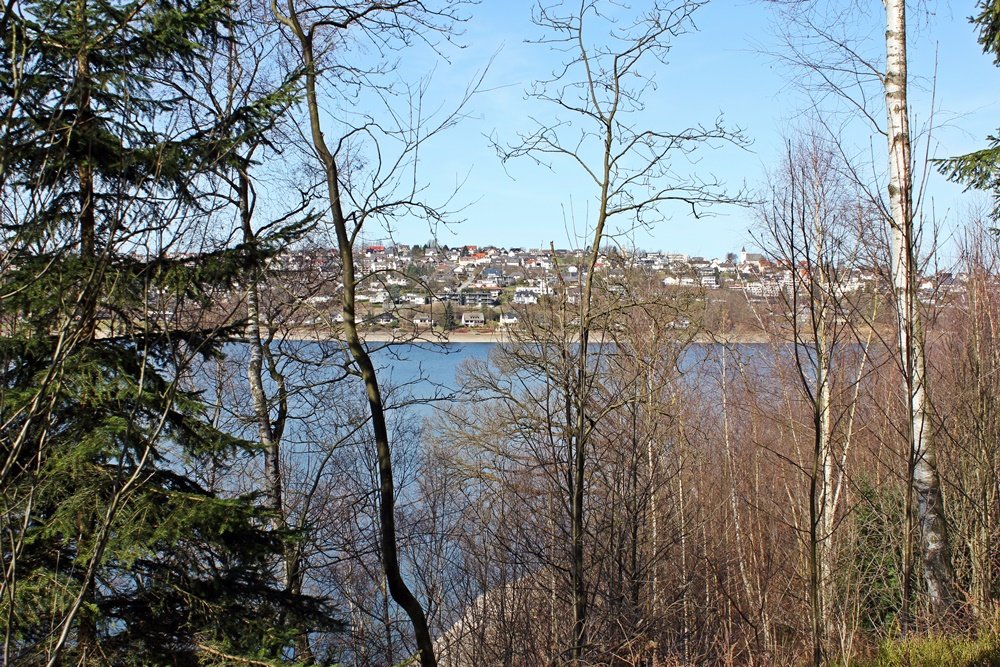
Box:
268 3 480 664
495 1 746 659
769 0 957 625
882 0 955 620
754 129 880 663
434 260 705 664
933 213 1000 628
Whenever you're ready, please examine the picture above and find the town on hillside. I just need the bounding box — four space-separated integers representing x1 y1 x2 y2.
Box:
239 241 967 335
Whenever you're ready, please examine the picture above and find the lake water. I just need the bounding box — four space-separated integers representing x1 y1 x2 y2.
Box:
215 342 500 439
369 342 495 398
365 341 769 383
217 340 778 442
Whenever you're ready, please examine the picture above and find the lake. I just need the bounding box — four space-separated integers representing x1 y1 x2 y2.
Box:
216 340 779 444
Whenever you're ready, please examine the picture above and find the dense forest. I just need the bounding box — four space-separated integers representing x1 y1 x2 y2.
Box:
2 0 1000 665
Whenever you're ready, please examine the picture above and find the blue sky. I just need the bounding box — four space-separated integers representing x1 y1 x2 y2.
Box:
342 1 1000 258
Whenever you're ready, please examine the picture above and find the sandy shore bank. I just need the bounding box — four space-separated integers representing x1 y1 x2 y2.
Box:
283 328 775 345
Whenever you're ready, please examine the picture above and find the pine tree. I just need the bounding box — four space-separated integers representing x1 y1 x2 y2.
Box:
443 302 457 331
937 1 1000 220
0 0 334 662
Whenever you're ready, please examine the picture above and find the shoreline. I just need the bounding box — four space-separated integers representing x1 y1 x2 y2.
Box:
281 328 775 345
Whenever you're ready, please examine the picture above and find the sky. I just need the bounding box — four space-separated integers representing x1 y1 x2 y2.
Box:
330 1 1000 259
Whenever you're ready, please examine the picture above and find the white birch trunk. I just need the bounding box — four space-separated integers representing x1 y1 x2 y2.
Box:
811 173 837 639
883 0 954 613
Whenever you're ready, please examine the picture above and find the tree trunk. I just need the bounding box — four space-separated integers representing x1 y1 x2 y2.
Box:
279 22 437 666
75 0 98 347
237 162 317 662
813 177 832 666
883 0 954 619
76 0 94 261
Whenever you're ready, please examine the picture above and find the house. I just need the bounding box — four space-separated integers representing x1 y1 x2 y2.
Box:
370 312 396 327
402 292 428 305
435 292 462 304
499 313 519 328
513 290 538 305
461 312 485 327
413 315 435 327
697 267 720 289
367 290 389 305
739 247 766 265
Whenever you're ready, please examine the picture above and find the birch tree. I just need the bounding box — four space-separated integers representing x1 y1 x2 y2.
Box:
756 131 878 663
882 0 955 620
770 0 957 624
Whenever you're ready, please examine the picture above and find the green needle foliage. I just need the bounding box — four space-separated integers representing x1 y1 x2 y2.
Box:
936 1 1000 221
0 0 335 662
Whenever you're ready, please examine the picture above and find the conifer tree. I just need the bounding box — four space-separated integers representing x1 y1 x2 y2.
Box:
0 0 334 663
937 0 1000 219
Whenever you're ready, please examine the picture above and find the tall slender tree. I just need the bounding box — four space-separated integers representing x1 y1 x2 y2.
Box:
269 2 478 665
883 0 955 622
769 0 958 625
755 130 879 664
496 1 745 660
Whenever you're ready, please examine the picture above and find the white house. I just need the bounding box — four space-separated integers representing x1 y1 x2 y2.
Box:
498 313 519 328
402 292 428 305
512 291 538 305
